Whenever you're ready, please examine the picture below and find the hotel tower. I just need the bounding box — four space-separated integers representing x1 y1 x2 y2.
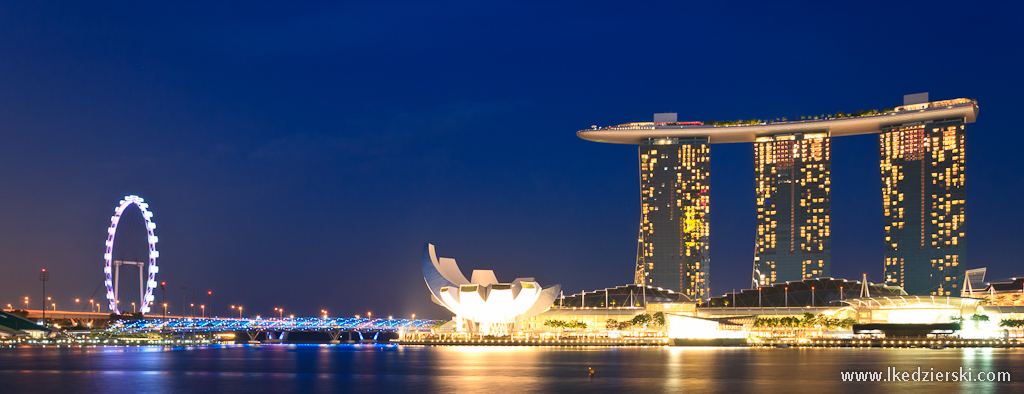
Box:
753 133 831 286
879 116 967 295
577 94 977 297
637 133 710 300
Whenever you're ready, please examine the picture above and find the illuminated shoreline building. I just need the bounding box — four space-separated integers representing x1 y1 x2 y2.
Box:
421 243 561 335
576 94 978 297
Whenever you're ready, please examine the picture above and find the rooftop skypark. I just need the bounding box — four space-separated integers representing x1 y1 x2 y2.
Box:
578 98 978 144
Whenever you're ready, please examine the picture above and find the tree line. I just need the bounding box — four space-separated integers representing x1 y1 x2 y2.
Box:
703 108 896 127
753 312 856 332
543 319 588 329
998 318 1024 334
604 312 666 331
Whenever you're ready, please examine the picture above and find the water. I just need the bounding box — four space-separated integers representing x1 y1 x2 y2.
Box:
1 345 1022 393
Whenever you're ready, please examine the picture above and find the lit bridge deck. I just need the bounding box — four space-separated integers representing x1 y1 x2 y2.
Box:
110 317 441 334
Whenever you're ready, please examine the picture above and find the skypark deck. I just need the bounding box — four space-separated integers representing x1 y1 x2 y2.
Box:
577 98 978 144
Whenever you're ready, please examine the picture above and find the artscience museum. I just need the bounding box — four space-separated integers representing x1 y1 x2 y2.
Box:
422 243 560 335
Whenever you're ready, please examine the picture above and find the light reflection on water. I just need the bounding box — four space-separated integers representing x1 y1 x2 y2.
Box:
0 345 1021 393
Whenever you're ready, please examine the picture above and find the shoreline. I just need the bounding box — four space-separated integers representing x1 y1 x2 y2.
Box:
3 338 1021 349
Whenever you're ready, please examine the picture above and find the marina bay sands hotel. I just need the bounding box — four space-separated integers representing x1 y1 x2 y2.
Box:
577 94 978 299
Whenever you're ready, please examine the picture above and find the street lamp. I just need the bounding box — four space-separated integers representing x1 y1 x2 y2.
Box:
367 311 372 319
201 305 205 318
39 269 49 325
321 310 328 319
132 302 136 314
160 282 166 317
412 314 416 320
75 298 80 311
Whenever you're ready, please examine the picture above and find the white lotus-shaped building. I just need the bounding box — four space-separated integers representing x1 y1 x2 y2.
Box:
422 243 560 335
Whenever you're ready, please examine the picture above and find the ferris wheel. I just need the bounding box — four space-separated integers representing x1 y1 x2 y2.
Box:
103 195 160 315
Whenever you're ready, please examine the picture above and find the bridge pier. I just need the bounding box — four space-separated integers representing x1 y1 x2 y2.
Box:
328 329 342 344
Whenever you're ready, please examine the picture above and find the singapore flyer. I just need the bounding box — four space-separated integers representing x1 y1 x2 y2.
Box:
103 195 159 315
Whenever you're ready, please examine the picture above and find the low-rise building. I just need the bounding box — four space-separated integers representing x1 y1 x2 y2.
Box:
421 243 560 336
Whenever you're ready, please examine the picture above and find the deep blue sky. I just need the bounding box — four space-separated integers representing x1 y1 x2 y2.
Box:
1 1 1021 319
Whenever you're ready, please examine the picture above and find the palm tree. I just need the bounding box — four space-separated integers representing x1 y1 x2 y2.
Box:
998 318 1024 338
766 317 776 337
630 313 652 336
651 312 666 327
970 314 990 330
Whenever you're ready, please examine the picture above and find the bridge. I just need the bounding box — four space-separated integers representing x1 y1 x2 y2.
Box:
18 309 196 329
111 317 438 333
22 309 113 320
108 317 442 343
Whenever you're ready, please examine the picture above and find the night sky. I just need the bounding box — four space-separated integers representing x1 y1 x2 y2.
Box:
1 2 1021 319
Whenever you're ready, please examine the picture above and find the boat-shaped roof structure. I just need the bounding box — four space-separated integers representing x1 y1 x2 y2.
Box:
577 98 978 145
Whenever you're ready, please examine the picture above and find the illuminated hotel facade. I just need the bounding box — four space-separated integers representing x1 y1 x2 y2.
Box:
880 119 966 295
577 95 978 297
637 138 710 299
753 133 831 286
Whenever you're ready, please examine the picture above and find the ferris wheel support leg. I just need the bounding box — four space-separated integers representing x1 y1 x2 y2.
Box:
114 263 120 311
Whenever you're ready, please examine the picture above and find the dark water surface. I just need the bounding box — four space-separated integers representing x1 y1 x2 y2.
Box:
0 345 1022 393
